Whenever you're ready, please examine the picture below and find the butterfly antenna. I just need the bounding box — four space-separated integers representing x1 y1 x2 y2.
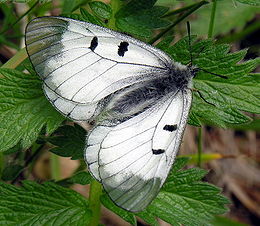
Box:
193 89 215 106
200 68 228 79
187 21 193 67
186 22 228 80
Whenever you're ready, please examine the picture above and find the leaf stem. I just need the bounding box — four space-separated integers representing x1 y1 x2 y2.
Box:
149 0 208 45
217 21 260 43
208 0 217 38
11 144 44 184
197 127 202 167
1 48 27 71
0 0 39 35
51 153 61 181
89 180 102 226
163 0 209 18
108 0 122 30
0 152 4 179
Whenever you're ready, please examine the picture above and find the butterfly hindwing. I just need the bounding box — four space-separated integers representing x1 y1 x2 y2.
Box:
85 90 192 212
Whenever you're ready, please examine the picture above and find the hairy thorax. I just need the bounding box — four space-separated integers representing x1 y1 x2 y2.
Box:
97 63 194 125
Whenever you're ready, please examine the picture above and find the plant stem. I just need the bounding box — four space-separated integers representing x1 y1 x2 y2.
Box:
0 0 39 35
108 0 122 30
51 153 61 181
89 180 102 226
208 0 217 38
163 0 209 18
217 21 260 44
11 144 44 184
197 127 202 167
1 48 27 72
0 152 4 179
149 0 208 45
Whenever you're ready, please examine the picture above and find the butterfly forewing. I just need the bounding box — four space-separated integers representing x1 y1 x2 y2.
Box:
25 17 172 120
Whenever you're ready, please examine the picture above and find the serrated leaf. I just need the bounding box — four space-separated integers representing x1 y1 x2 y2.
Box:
62 0 90 14
147 183 229 226
89 1 112 19
160 37 260 127
47 124 86 160
60 13 85 21
137 158 229 226
70 171 93 185
3 143 21 155
116 18 152 38
0 181 91 225
229 118 260 130
80 8 105 26
115 0 170 37
120 6 170 29
211 215 247 226
164 167 208 187
116 0 157 18
235 0 260 6
0 68 64 152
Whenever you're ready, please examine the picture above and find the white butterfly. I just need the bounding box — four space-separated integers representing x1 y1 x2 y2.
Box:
25 17 196 212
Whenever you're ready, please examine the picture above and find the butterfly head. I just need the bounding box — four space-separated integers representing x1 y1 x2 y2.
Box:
170 63 199 90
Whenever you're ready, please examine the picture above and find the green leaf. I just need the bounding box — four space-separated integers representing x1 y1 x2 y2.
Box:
101 194 159 225
135 210 159 226
102 158 228 225
70 171 93 185
0 34 19 50
0 68 64 152
235 0 260 6
116 0 157 18
57 171 93 187
211 215 247 226
3 143 21 155
229 118 260 130
0 181 91 225
160 37 260 127
190 1 259 36
89 1 112 19
47 124 86 160
115 0 170 37
140 158 229 226
62 0 90 14
100 194 137 225
1 164 23 181
80 8 105 26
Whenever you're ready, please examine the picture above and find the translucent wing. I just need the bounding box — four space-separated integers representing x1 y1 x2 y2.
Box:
25 16 172 121
85 90 192 212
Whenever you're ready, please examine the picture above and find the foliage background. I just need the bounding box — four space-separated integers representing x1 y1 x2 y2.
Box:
0 0 259 225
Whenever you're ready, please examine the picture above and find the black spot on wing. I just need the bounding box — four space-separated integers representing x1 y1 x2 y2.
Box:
152 149 165 155
118 41 129 57
163 124 177 132
90 36 98 51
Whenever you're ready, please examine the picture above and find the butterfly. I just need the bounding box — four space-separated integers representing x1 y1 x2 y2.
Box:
25 16 197 212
